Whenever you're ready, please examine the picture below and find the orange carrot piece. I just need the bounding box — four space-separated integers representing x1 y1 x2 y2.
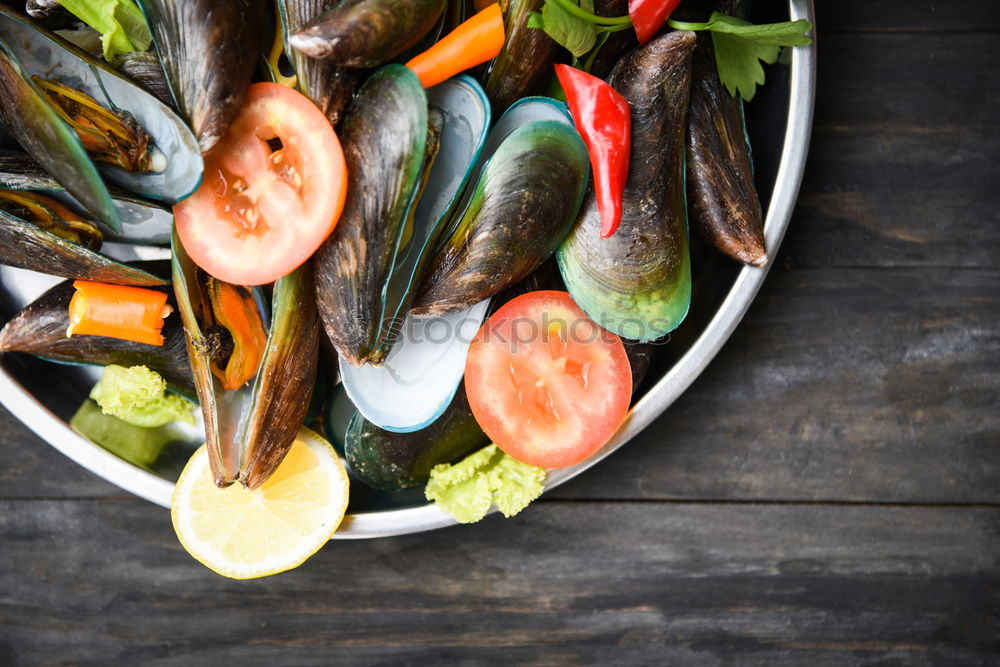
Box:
66 280 171 346
406 3 505 89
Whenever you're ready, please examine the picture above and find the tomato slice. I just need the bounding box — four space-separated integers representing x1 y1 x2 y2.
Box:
175 83 347 285
464 291 632 468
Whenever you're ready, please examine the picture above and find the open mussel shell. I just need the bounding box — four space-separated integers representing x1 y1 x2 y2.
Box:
334 76 491 432
557 31 696 343
172 231 320 489
0 30 117 230
289 0 446 68
138 0 263 153
373 75 491 360
0 150 173 244
0 8 203 205
412 97 589 317
0 265 193 396
344 384 490 491
339 298 489 432
481 0 558 114
314 65 429 368
687 31 765 266
277 0 365 129
0 208 166 285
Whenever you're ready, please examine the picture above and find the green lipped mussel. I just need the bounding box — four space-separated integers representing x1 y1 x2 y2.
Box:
0 150 174 244
686 29 765 266
138 0 264 153
173 231 320 489
276 0 365 129
289 0 446 68
0 7 202 224
481 0 558 114
345 385 489 491
314 65 430 368
315 69 492 367
0 205 165 286
557 31 696 342
412 98 589 317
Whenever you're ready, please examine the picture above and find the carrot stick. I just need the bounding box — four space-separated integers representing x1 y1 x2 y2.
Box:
66 280 171 346
406 3 505 89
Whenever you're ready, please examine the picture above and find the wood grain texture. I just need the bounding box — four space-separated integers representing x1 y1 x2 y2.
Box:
780 32 1000 269
819 1 1000 32
1 501 998 665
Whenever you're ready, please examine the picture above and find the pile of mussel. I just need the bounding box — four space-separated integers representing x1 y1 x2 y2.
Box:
0 0 767 494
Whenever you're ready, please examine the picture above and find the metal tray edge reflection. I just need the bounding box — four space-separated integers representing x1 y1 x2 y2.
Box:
0 0 815 539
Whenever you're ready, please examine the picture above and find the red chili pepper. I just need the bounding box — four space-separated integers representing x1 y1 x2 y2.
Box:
554 64 631 239
628 0 682 45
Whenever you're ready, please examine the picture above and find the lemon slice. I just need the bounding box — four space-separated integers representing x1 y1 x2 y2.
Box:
171 427 349 579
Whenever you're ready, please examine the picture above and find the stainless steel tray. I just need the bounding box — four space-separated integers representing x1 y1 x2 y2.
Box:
0 0 815 539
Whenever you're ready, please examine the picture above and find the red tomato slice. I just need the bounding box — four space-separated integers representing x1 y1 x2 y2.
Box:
175 82 347 285
465 291 632 468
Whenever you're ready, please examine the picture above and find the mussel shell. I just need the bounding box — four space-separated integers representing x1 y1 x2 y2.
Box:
314 65 429 367
557 31 696 342
686 30 765 266
289 0 446 68
238 261 320 489
172 231 320 489
588 0 639 80
0 7 203 204
25 1 77 30
0 208 166 285
345 385 489 491
277 0 365 128
481 0 558 114
0 30 118 229
172 232 245 486
624 341 656 396
412 100 589 317
110 51 175 109
0 150 174 244
371 75 491 362
138 0 264 153
0 270 193 395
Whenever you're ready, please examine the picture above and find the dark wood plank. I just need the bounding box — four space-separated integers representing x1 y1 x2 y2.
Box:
0 410 123 499
1 501 997 665
780 32 1000 269
551 266 1000 503
820 1 1000 32
812 33 999 132
3 266 997 503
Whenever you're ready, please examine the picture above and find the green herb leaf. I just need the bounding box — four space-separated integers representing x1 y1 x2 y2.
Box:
59 0 152 60
671 12 812 102
539 0 597 59
425 444 547 523
706 12 813 46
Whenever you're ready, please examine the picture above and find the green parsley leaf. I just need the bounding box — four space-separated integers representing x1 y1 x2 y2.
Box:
687 12 812 102
711 30 778 101
539 0 597 59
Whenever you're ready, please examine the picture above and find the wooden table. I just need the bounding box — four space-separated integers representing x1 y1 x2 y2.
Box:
2 2 998 664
